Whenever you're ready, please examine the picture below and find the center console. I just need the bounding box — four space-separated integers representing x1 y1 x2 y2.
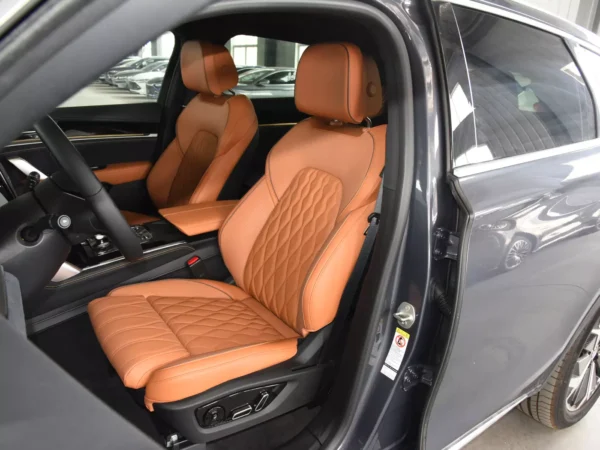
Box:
68 220 185 268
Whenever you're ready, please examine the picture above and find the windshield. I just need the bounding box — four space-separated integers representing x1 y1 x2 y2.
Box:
238 69 272 84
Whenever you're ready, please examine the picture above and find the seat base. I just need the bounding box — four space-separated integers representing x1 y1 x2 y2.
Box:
87 279 298 410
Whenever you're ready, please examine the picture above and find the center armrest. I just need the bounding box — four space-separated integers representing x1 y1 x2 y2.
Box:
159 201 238 236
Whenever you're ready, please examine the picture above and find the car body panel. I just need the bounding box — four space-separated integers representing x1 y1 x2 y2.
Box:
423 2 600 449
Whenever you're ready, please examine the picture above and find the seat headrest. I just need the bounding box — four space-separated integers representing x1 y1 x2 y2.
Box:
295 43 383 124
181 41 238 96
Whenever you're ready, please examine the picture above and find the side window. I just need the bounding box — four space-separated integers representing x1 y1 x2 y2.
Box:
60 32 175 107
225 35 306 98
450 7 596 167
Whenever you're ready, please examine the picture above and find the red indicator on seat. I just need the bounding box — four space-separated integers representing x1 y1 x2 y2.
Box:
187 256 200 266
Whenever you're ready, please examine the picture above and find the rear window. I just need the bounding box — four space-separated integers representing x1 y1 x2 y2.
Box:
450 7 596 166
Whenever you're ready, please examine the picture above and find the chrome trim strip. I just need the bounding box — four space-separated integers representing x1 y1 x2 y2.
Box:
81 241 186 271
453 138 600 178
8 133 158 147
51 262 82 282
443 394 528 450
0 0 40 37
7 157 47 179
441 0 600 54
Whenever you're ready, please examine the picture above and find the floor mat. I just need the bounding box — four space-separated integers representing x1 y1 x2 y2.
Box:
209 406 320 450
30 314 163 443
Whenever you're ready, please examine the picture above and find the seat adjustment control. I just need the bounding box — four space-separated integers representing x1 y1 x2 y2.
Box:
254 391 269 412
231 404 252 421
202 406 225 427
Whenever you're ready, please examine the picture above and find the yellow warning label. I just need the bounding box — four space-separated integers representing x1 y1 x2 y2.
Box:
380 327 410 380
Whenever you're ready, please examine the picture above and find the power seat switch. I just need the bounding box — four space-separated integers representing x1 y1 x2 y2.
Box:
231 404 253 421
254 390 269 412
202 406 225 427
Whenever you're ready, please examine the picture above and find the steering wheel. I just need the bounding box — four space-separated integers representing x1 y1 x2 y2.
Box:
33 116 143 261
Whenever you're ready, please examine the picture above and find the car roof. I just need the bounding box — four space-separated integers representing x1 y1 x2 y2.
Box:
457 0 600 51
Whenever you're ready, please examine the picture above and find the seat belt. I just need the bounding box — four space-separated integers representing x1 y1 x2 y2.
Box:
319 172 384 363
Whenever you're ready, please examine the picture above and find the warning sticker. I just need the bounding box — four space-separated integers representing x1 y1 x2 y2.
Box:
380 327 410 380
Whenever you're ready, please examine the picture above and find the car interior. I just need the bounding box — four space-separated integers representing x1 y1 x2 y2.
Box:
0 9 401 449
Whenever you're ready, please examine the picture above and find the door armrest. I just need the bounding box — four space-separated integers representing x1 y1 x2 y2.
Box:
159 201 238 236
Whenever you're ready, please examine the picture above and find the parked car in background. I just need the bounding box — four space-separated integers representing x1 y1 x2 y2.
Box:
113 60 168 88
98 56 141 82
126 62 168 95
98 56 140 82
236 65 263 75
233 67 296 98
106 57 168 85
145 76 162 100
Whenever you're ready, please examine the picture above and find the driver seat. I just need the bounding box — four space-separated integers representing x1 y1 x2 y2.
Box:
120 41 258 225
88 42 385 412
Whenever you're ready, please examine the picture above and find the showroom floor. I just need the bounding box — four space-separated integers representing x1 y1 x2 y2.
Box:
466 403 600 449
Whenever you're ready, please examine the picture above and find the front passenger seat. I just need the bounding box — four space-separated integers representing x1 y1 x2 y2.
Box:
121 41 258 225
88 42 386 412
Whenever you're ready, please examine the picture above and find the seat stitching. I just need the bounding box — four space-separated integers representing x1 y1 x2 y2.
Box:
92 309 161 330
100 322 175 342
107 334 180 356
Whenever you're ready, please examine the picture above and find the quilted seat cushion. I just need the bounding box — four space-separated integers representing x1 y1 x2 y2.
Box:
88 279 298 408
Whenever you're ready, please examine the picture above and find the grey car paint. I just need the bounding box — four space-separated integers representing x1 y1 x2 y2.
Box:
424 1 600 449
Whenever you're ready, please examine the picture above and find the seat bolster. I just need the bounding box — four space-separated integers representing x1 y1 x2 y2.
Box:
300 201 375 334
144 338 298 410
88 295 189 389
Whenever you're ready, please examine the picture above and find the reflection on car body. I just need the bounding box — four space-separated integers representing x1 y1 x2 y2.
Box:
473 181 600 275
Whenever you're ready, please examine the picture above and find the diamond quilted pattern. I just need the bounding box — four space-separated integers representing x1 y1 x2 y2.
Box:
148 296 286 354
244 167 343 330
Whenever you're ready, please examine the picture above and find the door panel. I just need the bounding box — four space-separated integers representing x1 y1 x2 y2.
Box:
425 4 600 449
2 135 157 212
51 102 162 135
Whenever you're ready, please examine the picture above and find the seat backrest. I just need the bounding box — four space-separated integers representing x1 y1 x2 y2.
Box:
146 42 258 208
220 43 386 336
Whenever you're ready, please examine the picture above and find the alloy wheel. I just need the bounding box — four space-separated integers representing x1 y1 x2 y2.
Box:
566 320 600 412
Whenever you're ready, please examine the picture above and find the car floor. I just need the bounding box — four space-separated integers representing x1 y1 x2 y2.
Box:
466 402 600 449
30 313 319 450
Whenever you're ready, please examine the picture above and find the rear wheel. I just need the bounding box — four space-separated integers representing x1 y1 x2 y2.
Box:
518 312 600 428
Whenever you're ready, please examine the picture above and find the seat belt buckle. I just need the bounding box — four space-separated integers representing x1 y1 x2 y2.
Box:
364 212 380 235
186 256 206 278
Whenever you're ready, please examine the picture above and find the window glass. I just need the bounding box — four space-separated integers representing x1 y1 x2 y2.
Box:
59 32 175 107
451 8 596 167
226 35 305 98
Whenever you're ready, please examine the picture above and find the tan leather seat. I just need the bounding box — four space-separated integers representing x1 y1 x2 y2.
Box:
121 41 258 225
89 42 386 410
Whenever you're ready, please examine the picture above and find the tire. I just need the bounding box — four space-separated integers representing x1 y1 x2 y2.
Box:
518 306 600 429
